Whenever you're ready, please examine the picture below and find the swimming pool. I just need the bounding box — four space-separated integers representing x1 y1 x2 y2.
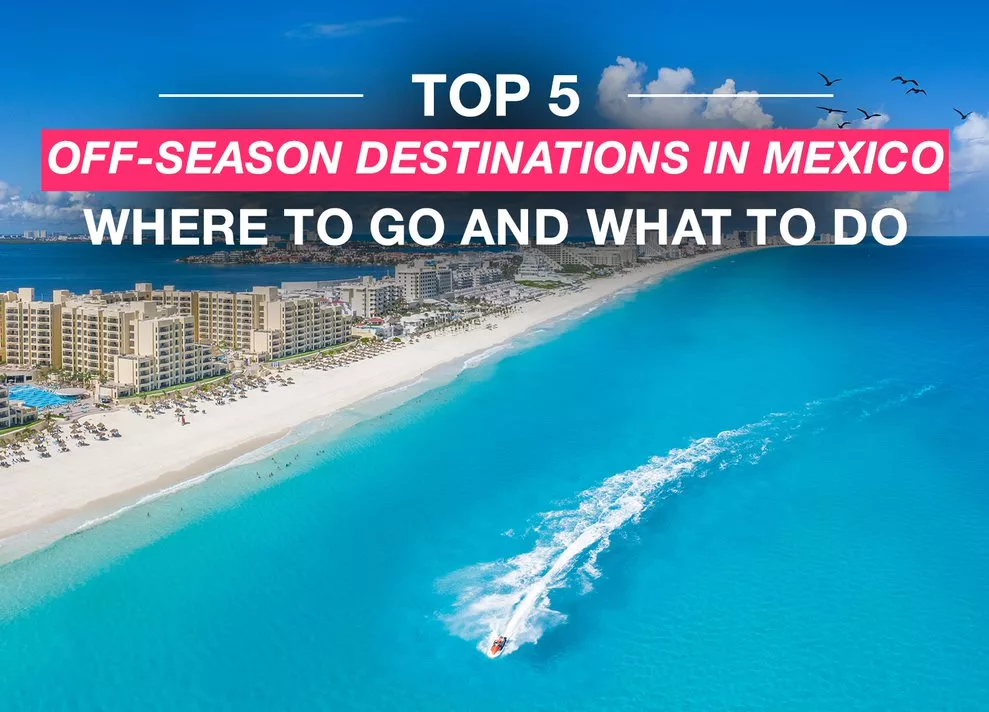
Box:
7 385 76 410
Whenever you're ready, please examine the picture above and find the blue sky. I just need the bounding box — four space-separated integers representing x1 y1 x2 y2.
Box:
1 0 987 232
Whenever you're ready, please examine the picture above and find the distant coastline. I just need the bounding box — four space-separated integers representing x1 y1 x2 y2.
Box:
0 238 91 244
0 242 395 299
176 240 510 266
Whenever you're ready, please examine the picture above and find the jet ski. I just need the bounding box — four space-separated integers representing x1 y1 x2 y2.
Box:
489 636 508 657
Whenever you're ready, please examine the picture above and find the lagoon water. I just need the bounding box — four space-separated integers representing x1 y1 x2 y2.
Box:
0 243 391 299
1 241 988 710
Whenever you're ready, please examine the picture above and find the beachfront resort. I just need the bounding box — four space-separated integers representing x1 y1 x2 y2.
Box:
0 235 771 461
0 233 775 555
1 237 769 405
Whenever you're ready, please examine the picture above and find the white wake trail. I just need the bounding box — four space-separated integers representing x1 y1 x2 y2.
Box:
440 423 768 658
438 381 935 658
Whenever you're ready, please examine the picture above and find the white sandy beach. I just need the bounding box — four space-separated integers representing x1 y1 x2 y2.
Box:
0 249 751 561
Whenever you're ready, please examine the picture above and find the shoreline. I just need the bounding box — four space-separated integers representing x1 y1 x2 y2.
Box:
0 248 759 565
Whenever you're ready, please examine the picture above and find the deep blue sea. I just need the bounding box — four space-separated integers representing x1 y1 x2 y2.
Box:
1 240 988 710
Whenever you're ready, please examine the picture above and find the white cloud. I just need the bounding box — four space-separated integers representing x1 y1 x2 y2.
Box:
868 114 989 234
286 17 409 39
0 180 96 224
951 112 989 179
701 79 775 128
597 57 774 129
814 111 890 130
883 191 922 213
858 113 890 130
814 112 845 129
819 112 989 233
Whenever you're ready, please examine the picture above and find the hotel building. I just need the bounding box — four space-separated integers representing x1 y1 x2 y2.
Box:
536 245 637 269
0 384 10 429
535 245 593 269
337 276 403 317
0 291 8 361
579 246 638 268
250 293 350 360
194 288 268 351
3 282 351 394
134 284 351 358
3 288 225 395
516 248 563 280
450 263 503 291
183 286 349 359
136 283 197 314
60 299 144 378
61 298 225 394
113 304 223 394
0 383 39 429
2 288 67 369
395 260 454 303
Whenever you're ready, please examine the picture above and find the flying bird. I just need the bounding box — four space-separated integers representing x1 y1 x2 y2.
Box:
837 121 851 128
891 76 919 86
906 88 927 95
817 106 847 114
817 72 842 87
857 108 883 120
954 108 972 120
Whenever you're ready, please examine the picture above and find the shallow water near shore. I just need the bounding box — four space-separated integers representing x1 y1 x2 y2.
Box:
1 241 988 710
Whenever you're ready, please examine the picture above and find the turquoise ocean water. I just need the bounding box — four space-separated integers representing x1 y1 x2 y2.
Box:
1 241 988 710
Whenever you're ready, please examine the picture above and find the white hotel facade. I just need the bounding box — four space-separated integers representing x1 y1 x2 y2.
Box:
395 260 454 303
336 276 403 318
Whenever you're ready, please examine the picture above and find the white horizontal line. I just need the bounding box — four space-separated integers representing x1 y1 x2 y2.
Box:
158 93 364 99
627 93 834 99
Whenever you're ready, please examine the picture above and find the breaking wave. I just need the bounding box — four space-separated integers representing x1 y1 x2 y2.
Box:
462 345 511 370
